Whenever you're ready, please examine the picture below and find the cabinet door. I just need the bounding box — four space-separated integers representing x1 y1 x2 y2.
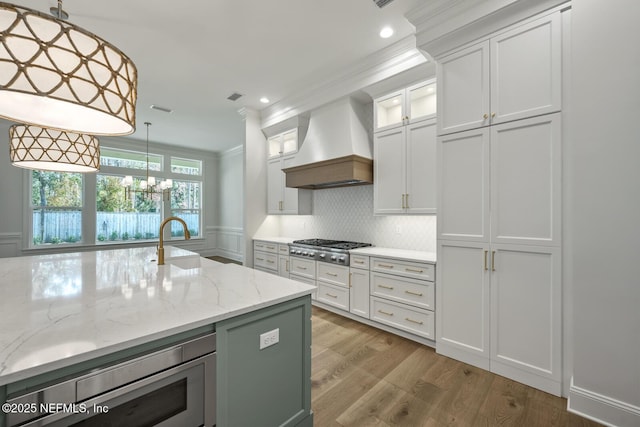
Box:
267 158 283 214
436 241 491 370
490 244 561 395
490 114 561 246
373 127 406 214
407 80 436 124
406 118 437 214
437 41 490 135
349 268 370 319
374 88 405 132
281 155 300 214
278 255 290 278
437 128 490 242
490 13 561 125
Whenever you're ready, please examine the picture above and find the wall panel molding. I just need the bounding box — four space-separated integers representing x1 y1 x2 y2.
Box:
568 378 640 427
0 233 22 258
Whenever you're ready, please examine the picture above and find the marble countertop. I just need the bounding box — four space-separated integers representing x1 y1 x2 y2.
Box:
349 247 437 263
0 246 315 386
253 236 299 244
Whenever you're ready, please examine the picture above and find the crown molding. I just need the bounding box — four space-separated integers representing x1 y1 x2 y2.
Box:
407 0 570 58
260 35 428 129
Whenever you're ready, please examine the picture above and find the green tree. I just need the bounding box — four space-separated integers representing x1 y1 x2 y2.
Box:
97 175 131 212
32 171 82 243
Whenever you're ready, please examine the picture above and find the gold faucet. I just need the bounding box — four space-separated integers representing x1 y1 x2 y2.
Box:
157 216 191 265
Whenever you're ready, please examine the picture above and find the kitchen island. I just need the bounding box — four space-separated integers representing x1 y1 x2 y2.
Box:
0 246 315 427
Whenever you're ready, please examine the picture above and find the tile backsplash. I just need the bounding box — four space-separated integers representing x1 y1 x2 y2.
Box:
260 186 436 252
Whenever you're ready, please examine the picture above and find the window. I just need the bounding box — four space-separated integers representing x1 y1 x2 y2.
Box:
26 144 206 249
31 171 83 246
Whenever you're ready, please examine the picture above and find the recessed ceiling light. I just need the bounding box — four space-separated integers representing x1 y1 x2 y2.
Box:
260 97 270 104
379 26 394 39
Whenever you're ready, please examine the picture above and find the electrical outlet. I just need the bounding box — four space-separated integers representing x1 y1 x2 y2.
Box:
259 328 279 350
395 225 402 234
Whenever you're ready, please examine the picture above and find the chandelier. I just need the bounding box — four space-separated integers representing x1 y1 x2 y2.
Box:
0 1 137 135
121 122 171 201
9 124 99 172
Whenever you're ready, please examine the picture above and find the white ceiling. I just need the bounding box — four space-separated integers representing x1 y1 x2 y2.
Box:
4 0 426 152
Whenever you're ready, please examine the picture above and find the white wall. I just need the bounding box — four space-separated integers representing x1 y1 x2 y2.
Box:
568 1 640 425
215 145 244 261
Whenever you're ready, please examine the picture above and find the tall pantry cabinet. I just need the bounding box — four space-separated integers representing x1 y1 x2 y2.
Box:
435 9 565 396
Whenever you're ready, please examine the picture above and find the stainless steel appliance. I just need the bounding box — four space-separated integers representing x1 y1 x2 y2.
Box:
5 333 216 427
289 239 372 266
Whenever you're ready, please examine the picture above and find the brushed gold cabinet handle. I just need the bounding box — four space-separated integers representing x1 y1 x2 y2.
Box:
353 260 364 264
267 260 275 264
405 268 423 273
378 263 394 269
405 290 423 297
405 318 424 325
378 309 394 316
266 245 275 250
326 293 338 299
325 272 338 277
378 284 394 290
491 112 496 118
349 273 352 288
405 193 409 209
484 250 488 271
401 194 406 209
297 266 307 270
256 257 265 261
286 260 290 272
483 113 489 119
491 250 496 272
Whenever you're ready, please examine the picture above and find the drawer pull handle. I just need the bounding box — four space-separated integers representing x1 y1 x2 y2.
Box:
256 245 264 248
378 263 394 269
378 309 394 316
405 290 423 297
256 257 265 261
326 293 338 299
266 246 275 250
267 260 275 264
405 268 424 273
353 260 364 264
378 284 394 290
405 318 424 325
297 266 308 270
325 272 338 277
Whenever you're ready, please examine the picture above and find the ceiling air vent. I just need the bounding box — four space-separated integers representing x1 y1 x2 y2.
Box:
150 104 173 113
227 92 243 101
373 0 394 8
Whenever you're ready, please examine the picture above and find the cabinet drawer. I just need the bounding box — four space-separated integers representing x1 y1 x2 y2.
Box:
371 257 435 281
278 244 290 255
317 263 349 287
290 257 316 279
317 282 349 311
370 272 434 310
370 297 434 339
288 274 317 299
254 241 278 254
254 252 278 271
350 254 370 270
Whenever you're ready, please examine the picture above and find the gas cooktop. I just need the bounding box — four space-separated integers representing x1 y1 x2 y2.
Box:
289 239 372 265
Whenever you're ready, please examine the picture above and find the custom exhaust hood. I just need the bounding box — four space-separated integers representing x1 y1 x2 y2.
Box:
283 97 373 189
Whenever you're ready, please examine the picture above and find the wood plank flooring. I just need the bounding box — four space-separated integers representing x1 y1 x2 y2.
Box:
311 306 602 427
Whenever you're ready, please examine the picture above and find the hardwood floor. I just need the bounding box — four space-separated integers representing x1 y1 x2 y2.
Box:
311 307 601 427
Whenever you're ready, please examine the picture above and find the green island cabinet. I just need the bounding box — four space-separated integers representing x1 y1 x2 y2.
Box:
0 295 313 427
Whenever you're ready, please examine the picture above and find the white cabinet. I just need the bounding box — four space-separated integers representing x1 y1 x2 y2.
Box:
277 244 290 278
349 254 370 319
374 118 437 214
369 257 436 340
316 264 350 311
436 110 562 394
267 128 298 158
267 153 312 215
438 114 561 246
437 12 561 135
374 80 437 132
253 240 279 273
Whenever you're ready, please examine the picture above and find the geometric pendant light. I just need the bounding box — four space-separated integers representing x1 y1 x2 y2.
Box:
0 2 137 135
9 124 99 172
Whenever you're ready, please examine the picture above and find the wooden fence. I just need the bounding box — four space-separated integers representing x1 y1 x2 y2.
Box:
33 211 200 243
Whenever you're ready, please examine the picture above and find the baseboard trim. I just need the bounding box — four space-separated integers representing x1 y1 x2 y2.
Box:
568 377 640 427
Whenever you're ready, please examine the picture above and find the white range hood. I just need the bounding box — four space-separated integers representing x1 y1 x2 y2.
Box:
283 97 373 189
